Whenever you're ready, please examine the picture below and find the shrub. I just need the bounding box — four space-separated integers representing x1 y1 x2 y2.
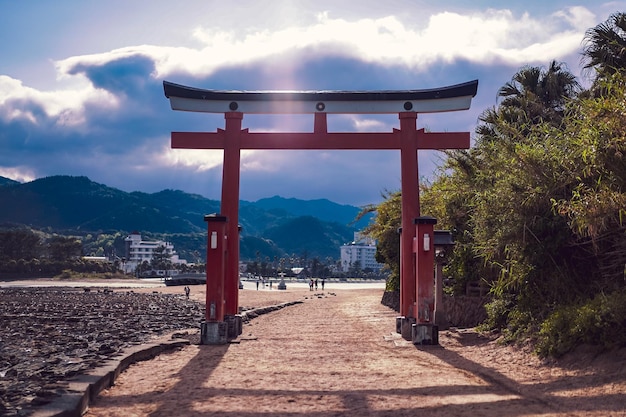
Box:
58 269 74 279
480 295 514 331
536 289 626 357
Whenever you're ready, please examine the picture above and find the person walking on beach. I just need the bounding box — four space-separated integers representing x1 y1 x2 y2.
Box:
321 279 325 290
309 279 314 291
256 279 260 290
314 279 318 290
184 286 190 299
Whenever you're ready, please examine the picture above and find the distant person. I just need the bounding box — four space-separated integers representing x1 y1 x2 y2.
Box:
256 279 260 290
321 279 325 290
309 279 314 291
270 280 273 290
184 286 190 299
314 279 318 290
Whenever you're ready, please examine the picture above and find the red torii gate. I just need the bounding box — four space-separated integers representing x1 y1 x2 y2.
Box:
163 80 477 344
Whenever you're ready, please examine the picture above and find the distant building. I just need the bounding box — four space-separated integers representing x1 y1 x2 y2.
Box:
81 256 108 263
122 232 187 274
290 267 308 278
340 232 383 273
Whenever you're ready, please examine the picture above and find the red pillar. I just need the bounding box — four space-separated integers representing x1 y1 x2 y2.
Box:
415 216 437 324
399 112 419 318
221 112 243 316
204 214 227 322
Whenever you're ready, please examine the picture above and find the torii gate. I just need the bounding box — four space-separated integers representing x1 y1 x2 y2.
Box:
163 79 477 344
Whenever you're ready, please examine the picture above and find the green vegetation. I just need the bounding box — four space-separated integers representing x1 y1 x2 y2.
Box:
536 289 626 357
360 190 401 291
55 270 128 280
367 13 626 357
0 225 361 280
0 176 365 264
0 229 119 277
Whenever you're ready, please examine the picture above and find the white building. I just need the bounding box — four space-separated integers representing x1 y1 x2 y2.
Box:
122 232 187 274
340 232 383 273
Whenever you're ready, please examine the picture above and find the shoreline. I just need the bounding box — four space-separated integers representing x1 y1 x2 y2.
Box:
0 277 387 291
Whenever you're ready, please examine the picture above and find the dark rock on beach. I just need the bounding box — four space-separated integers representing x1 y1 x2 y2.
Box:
0 287 204 416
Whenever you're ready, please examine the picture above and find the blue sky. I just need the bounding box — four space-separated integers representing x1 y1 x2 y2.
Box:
1 1 624 206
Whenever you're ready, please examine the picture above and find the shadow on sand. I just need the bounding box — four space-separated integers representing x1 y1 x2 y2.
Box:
92 338 626 417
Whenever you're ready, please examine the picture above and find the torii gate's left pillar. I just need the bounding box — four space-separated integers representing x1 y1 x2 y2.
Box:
200 214 228 344
222 112 244 340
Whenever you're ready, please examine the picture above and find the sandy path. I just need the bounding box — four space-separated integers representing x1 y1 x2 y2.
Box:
80 286 626 417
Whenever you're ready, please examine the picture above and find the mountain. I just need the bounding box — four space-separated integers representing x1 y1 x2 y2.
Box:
251 195 373 229
0 175 370 260
0 176 19 187
0 176 202 233
264 216 353 259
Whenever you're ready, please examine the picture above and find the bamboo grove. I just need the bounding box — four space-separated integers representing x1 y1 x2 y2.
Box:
365 12 626 357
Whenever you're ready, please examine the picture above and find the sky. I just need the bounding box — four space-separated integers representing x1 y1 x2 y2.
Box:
1 1 625 207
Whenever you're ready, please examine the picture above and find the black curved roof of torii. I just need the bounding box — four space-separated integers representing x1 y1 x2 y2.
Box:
163 80 478 102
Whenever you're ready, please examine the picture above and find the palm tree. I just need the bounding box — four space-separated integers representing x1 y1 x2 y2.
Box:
475 61 579 144
582 12 626 78
496 61 579 125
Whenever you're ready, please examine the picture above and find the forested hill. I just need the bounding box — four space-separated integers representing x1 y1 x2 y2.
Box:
0 175 373 259
0 177 19 187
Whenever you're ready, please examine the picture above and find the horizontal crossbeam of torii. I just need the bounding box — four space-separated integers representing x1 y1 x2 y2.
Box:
164 79 478 340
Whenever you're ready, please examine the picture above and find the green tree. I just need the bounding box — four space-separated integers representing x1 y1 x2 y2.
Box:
445 69 625 352
420 172 486 295
46 236 82 262
348 260 363 278
310 257 323 277
550 74 626 290
136 260 151 276
368 61 584 344
478 61 579 144
582 12 626 79
0 229 42 262
360 190 401 291
150 245 172 270
421 62 579 300
496 60 579 124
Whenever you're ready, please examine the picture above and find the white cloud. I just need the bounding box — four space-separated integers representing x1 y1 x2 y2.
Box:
49 6 594 83
0 75 117 126
159 147 224 172
349 116 390 132
0 166 35 183
554 6 597 30
241 150 286 173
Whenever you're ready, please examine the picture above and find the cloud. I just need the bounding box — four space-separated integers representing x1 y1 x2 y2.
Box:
0 75 117 127
50 6 593 83
0 4 611 206
554 5 597 30
0 166 36 183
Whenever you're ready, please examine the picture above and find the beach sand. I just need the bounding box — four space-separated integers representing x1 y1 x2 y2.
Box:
73 280 626 417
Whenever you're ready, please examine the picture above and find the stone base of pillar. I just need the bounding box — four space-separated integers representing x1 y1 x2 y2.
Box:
225 314 243 339
400 317 416 340
412 323 439 345
396 316 403 334
200 321 228 345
